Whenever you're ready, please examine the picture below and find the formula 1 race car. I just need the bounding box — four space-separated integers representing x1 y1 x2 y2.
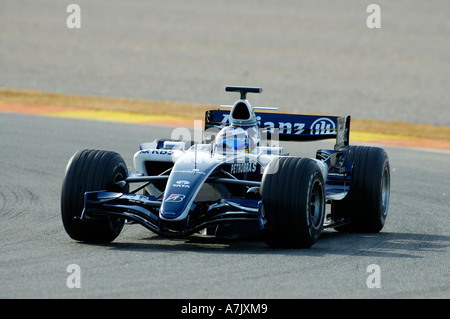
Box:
61 86 390 248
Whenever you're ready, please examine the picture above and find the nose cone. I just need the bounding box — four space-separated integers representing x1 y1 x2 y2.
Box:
159 151 220 221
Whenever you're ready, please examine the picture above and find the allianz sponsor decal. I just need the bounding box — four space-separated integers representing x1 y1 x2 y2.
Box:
220 114 336 135
310 117 336 135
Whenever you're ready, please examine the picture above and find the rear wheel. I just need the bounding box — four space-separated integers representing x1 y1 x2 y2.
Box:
333 146 390 232
61 149 128 243
260 157 325 248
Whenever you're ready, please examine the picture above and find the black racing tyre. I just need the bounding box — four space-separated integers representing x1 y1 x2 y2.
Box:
333 146 390 233
260 157 325 248
61 149 129 243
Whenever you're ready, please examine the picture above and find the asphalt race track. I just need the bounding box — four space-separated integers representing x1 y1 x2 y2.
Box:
0 0 449 299
0 113 448 298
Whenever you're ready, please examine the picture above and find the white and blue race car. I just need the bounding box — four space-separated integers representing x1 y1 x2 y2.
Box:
61 86 390 248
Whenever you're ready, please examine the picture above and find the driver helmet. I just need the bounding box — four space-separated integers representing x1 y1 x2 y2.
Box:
215 125 258 154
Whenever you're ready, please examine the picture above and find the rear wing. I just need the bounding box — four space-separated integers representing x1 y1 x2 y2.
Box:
205 109 350 150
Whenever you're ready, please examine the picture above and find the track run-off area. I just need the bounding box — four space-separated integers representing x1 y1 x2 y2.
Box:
1 88 449 153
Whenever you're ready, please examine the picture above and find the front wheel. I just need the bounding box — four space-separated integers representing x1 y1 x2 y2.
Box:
260 157 325 248
61 149 128 243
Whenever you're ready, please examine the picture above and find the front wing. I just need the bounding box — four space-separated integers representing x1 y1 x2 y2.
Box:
81 191 261 238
